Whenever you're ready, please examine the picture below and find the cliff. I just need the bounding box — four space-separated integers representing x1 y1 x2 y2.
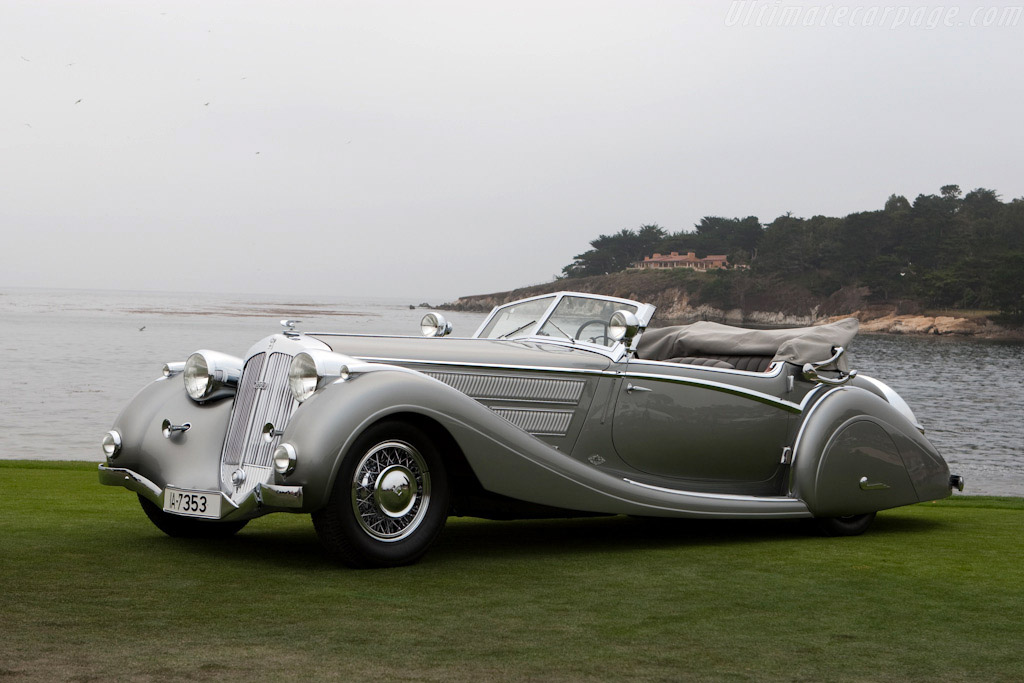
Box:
442 271 1020 339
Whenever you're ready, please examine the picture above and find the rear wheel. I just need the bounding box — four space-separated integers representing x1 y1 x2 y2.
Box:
138 495 248 538
312 420 450 568
814 512 876 537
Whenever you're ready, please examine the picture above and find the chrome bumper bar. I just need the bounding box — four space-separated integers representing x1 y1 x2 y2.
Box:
98 464 304 519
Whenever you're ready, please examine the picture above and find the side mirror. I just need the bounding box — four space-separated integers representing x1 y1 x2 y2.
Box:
608 310 640 348
420 312 453 337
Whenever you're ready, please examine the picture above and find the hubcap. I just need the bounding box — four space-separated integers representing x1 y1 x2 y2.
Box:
351 440 431 542
374 465 417 518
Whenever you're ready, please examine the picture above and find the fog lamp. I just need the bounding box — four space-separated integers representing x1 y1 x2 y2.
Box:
102 430 122 460
273 443 297 475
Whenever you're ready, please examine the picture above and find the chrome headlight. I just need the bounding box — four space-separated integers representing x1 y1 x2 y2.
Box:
288 350 352 402
609 310 640 345
101 430 121 460
273 443 297 475
420 312 453 337
183 350 243 402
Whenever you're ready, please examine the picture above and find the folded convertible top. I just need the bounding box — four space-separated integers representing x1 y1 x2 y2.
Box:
637 317 859 371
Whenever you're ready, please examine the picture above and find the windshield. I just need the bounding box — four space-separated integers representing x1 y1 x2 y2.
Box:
538 296 638 347
477 296 555 339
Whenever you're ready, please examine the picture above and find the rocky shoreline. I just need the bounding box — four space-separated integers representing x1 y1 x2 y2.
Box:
442 282 1023 340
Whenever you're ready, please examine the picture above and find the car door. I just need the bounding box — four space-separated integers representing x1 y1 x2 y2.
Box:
611 359 795 489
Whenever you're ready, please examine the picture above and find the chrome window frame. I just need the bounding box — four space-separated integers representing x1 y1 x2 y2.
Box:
471 291 657 360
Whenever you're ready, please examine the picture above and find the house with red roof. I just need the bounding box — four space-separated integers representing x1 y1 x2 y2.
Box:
633 251 729 271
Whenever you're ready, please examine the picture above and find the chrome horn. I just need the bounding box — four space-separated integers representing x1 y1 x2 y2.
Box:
801 346 857 386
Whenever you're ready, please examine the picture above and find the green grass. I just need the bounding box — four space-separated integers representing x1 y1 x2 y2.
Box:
2 461 1022 682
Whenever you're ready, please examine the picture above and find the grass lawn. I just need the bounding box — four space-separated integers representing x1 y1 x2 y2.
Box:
1 461 1022 682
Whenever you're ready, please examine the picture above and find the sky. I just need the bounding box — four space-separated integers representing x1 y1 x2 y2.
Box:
3 1 1022 302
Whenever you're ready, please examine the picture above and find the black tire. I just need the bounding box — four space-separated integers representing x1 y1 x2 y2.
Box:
138 494 248 538
312 420 450 568
814 512 876 537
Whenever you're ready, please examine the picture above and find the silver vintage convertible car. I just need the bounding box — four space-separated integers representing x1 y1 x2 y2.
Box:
100 291 963 567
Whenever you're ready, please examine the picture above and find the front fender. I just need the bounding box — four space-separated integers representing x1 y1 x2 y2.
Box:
275 367 542 511
791 386 951 517
107 375 233 492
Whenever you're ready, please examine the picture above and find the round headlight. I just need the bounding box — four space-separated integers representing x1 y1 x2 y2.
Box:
101 430 122 460
288 350 357 402
273 443 297 475
420 312 453 337
288 352 320 402
183 353 211 400
183 350 243 402
609 310 640 344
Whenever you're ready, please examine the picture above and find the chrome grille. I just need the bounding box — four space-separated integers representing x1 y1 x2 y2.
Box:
220 351 298 501
489 408 575 436
424 371 584 437
426 372 585 404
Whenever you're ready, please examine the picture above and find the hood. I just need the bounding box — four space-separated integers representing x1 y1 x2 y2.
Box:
306 334 613 373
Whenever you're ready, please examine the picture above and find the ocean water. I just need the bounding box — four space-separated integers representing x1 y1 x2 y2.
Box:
2 288 1021 496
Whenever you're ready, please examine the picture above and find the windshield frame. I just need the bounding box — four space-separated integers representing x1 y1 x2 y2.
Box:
472 291 657 359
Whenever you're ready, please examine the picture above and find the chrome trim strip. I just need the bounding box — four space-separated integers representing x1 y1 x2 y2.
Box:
355 356 613 377
623 478 798 503
627 358 785 379
312 330 634 362
355 356 823 413
789 386 845 474
622 371 802 412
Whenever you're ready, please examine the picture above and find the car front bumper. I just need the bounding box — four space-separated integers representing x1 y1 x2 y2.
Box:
98 464 304 521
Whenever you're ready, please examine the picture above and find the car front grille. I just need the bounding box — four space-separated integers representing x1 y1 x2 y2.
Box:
220 351 297 502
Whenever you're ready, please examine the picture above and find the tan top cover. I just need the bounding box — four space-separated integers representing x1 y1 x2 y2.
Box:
636 318 859 371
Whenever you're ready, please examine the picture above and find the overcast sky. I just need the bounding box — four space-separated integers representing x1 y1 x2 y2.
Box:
3 1 1022 302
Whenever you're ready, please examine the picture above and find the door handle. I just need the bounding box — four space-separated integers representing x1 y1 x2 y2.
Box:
626 383 651 394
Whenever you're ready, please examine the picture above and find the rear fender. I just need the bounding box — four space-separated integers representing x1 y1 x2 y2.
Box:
791 386 950 517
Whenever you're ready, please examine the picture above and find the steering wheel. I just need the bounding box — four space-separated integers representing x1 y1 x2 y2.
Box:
575 319 610 344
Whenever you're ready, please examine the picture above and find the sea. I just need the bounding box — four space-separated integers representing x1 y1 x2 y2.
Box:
2 287 1022 497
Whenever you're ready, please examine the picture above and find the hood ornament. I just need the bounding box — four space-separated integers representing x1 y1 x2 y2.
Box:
281 319 302 338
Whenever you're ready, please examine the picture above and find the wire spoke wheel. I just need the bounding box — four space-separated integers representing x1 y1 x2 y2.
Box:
313 420 449 568
350 440 431 542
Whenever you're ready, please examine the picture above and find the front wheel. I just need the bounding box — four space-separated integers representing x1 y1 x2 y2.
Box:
138 495 248 538
312 420 450 568
814 512 876 537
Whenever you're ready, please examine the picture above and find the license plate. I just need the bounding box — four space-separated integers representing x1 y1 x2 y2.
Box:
163 487 223 519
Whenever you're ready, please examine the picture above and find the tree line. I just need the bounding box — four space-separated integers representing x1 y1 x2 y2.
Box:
560 185 1024 318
